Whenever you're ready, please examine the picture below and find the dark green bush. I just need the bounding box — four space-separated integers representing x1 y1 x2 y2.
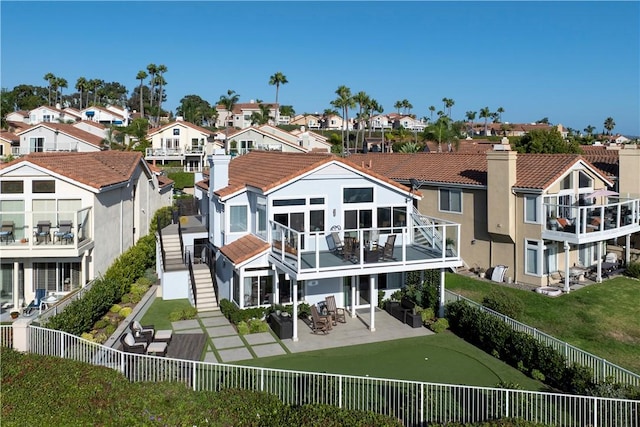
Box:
482 288 524 320
149 205 176 234
624 261 640 279
167 171 194 189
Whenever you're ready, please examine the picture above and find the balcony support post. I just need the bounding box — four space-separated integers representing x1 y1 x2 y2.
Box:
369 274 376 332
563 241 571 293
626 234 631 266
292 280 298 342
596 242 603 283
439 268 445 318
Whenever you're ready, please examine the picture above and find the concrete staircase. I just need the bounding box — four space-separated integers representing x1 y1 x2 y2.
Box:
192 264 218 312
162 231 184 271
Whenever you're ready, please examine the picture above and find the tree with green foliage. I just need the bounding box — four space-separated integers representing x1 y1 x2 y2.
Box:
465 110 476 136
514 128 581 154
353 91 370 148
118 118 150 151
6 84 47 111
250 102 272 125
75 77 88 109
135 70 147 117
268 71 288 124
442 97 455 118
603 117 615 135
176 94 216 126
479 106 491 136
398 141 421 153
279 104 295 118
155 64 167 125
422 116 463 152
43 72 56 106
331 85 355 154
219 89 240 152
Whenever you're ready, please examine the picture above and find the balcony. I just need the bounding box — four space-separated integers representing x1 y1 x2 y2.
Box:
542 199 640 244
0 208 93 255
269 219 461 281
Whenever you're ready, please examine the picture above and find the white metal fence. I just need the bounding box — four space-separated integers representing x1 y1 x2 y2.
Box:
0 325 637 427
444 290 640 387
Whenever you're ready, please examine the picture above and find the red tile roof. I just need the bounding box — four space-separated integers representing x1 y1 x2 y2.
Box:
16 123 104 148
219 234 270 265
214 151 414 199
147 120 213 136
1 151 144 190
0 130 19 143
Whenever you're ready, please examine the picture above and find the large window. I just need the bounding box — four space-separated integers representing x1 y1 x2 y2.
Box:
310 210 324 232
1 180 23 194
343 188 373 203
33 180 55 193
257 199 267 238
525 240 540 275
30 137 44 152
344 209 372 230
524 195 539 223
578 171 593 189
439 189 462 213
229 205 248 233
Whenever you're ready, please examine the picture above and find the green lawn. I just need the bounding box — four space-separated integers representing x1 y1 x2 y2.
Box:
140 298 193 330
238 332 544 391
446 274 640 374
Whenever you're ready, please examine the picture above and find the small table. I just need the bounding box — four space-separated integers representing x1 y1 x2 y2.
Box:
39 296 58 314
147 341 168 356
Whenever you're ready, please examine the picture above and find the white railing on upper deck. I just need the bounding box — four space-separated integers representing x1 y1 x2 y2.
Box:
444 290 640 387
0 325 637 427
543 199 640 237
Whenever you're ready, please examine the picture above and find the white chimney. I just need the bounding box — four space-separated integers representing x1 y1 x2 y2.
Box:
176 116 184 121
300 125 306 132
208 149 231 192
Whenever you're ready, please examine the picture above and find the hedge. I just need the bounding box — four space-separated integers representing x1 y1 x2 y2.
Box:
446 300 640 399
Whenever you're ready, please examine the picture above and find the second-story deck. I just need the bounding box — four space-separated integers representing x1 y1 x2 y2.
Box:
0 208 93 256
542 198 640 244
268 217 462 281
145 147 205 161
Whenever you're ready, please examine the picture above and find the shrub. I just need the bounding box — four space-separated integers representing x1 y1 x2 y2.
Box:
236 321 250 335
120 294 131 304
119 307 133 318
482 288 524 320
429 318 449 333
94 319 108 329
421 307 435 323
105 324 116 336
624 261 640 279
80 332 95 342
248 318 268 333
297 302 311 319
168 307 198 322
110 304 122 313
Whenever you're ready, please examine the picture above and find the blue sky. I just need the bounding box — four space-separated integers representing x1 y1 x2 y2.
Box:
2 1 639 135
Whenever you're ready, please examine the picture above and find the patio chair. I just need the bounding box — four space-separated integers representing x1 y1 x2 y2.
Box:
378 234 397 260
121 332 147 354
329 232 344 255
129 320 155 342
0 221 15 244
35 220 52 244
22 289 46 317
54 220 74 244
343 236 357 262
325 295 346 324
310 305 330 334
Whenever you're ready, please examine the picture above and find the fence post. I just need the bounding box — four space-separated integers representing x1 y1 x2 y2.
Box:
338 375 343 408
505 389 510 419
260 368 264 392
192 361 197 391
592 396 598 427
420 383 424 425
11 318 30 352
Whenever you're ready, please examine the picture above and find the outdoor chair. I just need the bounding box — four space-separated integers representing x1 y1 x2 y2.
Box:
35 220 52 244
0 221 15 244
343 236 357 262
130 320 155 342
325 295 346 324
329 232 344 256
54 220 74 244
22 289 47 317
378 234 397 260
310 305 330 334
121 332 147 354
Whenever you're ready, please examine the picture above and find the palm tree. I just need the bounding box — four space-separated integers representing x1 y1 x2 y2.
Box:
584 125 596 136
219 89 240 153
402 99 413 115
88 79 103 106
428 105 436 121
353 91 370 148
603 117 615 135
135 70 147 117
155 64 167 125
268 72 288 125
394 100 403 114
367 98 383 137
465 111 477 136
442 98 455 118
43 73 56 106
146 63 158 108
331 85 355 154
496 107 505 123
75 77 88 109
479 107 491 136
55 77 68 107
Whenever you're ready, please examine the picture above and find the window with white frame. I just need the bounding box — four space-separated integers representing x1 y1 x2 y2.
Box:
43 115 51 122
578 171 593 188
439 189 462 213
525 239 541 275
524 195 539 223
229 205 248 233
257 198 267 238
30 137 44 152
173 128 180 136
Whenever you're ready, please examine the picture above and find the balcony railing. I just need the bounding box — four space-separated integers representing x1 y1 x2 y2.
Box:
543 199 640 240
269 220 460 277
0 207 92 250
145 147 205 157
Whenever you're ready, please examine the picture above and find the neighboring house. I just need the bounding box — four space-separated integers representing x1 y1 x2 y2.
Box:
321 114 351 131
72 120 109 139
290 114 321 129
226 125 331 155
0 151 173 312
350 144 640 290
80 106 129 126
5 111 29 124
610 134 631 145
15 123 104 155
369 114 393 131
199 150 461 340
62 107 83 122
27 106 65 124
215 101 278 130
474 122 569 138
0 130 19 159
393 115 426 132
145 117 222 171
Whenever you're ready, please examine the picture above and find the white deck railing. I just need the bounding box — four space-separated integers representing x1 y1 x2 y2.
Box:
0 325 637 427
444 290 640 387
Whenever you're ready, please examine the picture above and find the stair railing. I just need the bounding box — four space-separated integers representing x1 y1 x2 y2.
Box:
178 219 185 263
158 224 167 272
187 251 197 307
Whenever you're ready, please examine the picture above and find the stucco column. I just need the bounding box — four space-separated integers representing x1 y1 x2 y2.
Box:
439 268 446 318
626 234 631 266
563 242 571 293
13 261 20 310
350 275 356 318
292 280 298 342
12 318 31 352
596 242 603 283
369 275 376 332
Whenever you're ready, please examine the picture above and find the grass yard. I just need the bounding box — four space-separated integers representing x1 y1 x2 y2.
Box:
446 274 640 374
238 332 545 391
140 298 194 330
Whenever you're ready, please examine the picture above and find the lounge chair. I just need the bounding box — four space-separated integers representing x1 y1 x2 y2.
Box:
378 234 397 260
54 220 74 244
35 220 52 244
310 305 330 334
22 289 46 317
325 295 346 324
329 232 344 255
0 221 15 244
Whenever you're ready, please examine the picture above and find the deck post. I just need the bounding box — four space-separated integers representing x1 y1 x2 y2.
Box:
351 275 356 318
292 280 298 341
439 268 445 318
563 241 571 293
369 275 376 332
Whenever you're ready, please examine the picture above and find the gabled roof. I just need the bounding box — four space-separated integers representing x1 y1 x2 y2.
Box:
6 121 31 133
0 130 19 143
81 105 125 119
215 151 416 200
147 120 213 137
15 123 104 148
216 102 277 115
219 234 271 266
31 105 64 114
349 152 613 190
0 151 145 191
74 120 106 130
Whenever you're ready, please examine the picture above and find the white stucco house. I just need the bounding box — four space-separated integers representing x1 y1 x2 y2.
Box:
203 150 462 340
226 125 331 155
0 151 173 313
15 123 104 155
